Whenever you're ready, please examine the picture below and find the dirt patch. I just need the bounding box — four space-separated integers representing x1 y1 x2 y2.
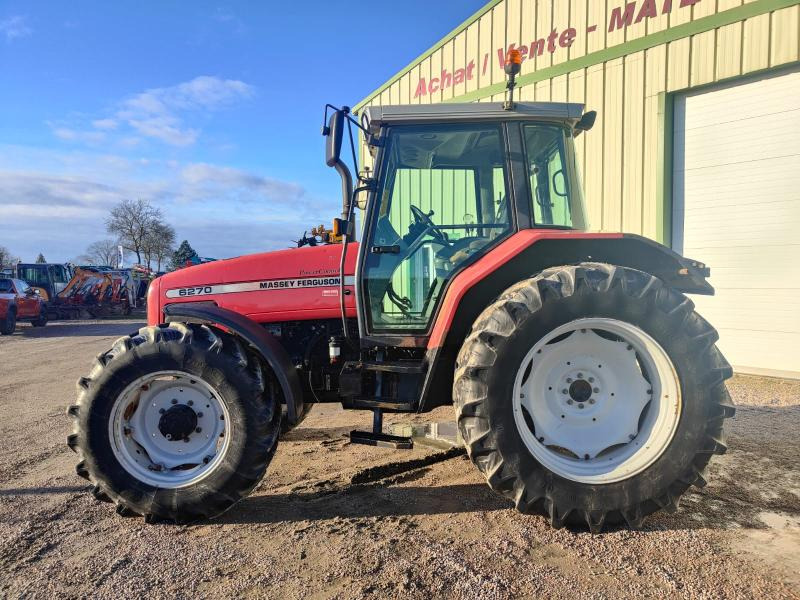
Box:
0 322 797 598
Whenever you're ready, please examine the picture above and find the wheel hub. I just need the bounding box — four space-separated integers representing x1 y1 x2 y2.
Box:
158 404 198 441
568 379 593 403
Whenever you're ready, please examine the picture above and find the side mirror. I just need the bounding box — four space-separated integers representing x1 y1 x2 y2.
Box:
575 110 597 134
325 110 345 167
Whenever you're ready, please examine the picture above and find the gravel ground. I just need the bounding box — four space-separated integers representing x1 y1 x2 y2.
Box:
0 320 798 599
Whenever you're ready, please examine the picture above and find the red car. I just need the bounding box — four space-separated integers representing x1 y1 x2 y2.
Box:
0 278 47 334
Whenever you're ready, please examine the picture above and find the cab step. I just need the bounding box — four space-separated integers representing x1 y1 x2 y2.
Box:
350 409 413 450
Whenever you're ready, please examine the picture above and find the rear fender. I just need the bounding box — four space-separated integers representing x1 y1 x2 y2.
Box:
419 231 714 411
163 302 306 426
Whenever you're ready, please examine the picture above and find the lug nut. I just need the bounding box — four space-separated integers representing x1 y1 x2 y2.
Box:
588 377 594 383
578 403 584 409
567 399 573 405
195 427 202 433
593 387 600 393
589 399 596 404
562 389 568 394
159 408 165 414
577 373 583 378
183 437 190 443
188 400 194 406
165 434 172 440
171 399 178 405
197 412 204 418
566 378 572 383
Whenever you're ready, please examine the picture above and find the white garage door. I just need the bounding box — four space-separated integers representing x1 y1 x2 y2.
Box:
672 68 800 379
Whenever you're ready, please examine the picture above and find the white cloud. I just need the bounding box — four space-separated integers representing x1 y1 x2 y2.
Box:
0 15 31 42
51 76 255 148
115 76 254 146
52 127 106 144
0 150 331 261
178 163 306 204
92 118 118 131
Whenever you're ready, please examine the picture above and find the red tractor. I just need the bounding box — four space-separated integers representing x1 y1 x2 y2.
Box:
68 92 734 531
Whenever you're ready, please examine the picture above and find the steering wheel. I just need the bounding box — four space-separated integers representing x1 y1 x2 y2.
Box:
410 204 449 245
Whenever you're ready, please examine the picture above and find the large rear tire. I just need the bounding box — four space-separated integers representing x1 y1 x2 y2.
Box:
67 323 281 523
453 263 735 532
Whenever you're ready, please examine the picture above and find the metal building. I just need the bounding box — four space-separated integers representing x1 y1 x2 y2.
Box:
355 0 800 378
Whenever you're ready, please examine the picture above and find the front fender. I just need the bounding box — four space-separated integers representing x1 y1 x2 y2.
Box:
163 302 306 427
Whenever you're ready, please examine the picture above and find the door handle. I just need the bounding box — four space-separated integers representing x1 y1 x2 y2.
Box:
371 245 400 254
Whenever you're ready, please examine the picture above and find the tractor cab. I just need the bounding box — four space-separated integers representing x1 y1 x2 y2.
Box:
355 103 589 341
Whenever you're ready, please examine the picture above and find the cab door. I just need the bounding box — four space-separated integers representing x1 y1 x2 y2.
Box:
358 122 514 344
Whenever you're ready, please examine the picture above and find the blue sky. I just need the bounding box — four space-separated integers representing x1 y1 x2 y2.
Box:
0 1 485 262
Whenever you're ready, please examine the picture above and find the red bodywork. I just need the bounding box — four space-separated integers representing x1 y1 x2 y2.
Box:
428 230 624 349
149 230 625 348
148 243 357 326
0 279 44 320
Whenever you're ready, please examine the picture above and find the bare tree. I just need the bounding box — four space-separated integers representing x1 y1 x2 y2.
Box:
84 239 120 267
106 199 162 264
144 222 176 272
0 245 19 269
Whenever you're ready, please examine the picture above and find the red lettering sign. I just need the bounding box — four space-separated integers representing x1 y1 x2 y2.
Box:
410 0 700 99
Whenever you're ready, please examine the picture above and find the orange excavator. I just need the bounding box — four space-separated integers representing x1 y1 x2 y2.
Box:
53 268 134 318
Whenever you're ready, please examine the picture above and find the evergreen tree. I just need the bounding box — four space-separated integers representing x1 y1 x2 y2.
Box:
36 253 47 263
170 240 199 270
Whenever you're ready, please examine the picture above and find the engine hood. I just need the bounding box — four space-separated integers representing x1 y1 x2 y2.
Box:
149 243 357 325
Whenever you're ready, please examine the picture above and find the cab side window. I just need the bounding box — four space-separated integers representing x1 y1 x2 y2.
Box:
524 125 578 228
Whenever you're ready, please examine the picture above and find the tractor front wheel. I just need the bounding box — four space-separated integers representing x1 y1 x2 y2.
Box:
67 323 281 523
453 263 735 532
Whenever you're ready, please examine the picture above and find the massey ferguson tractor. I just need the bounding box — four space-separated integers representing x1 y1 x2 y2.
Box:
67 58 734 532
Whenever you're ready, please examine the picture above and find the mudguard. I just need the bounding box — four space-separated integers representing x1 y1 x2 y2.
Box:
163 302 306 426
419 231 715 412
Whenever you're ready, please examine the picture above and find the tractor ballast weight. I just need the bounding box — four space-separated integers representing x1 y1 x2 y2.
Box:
68 96 734 532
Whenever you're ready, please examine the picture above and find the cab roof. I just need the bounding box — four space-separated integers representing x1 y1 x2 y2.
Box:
363 102 585 135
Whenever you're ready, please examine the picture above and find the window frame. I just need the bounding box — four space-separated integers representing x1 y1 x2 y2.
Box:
518 121 585 230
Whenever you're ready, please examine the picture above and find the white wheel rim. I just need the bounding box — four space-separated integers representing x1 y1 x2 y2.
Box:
512 318 681 484
109 371 231 488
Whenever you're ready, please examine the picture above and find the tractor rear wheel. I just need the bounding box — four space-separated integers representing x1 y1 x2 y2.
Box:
67 322 280 523
453 263 735 532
